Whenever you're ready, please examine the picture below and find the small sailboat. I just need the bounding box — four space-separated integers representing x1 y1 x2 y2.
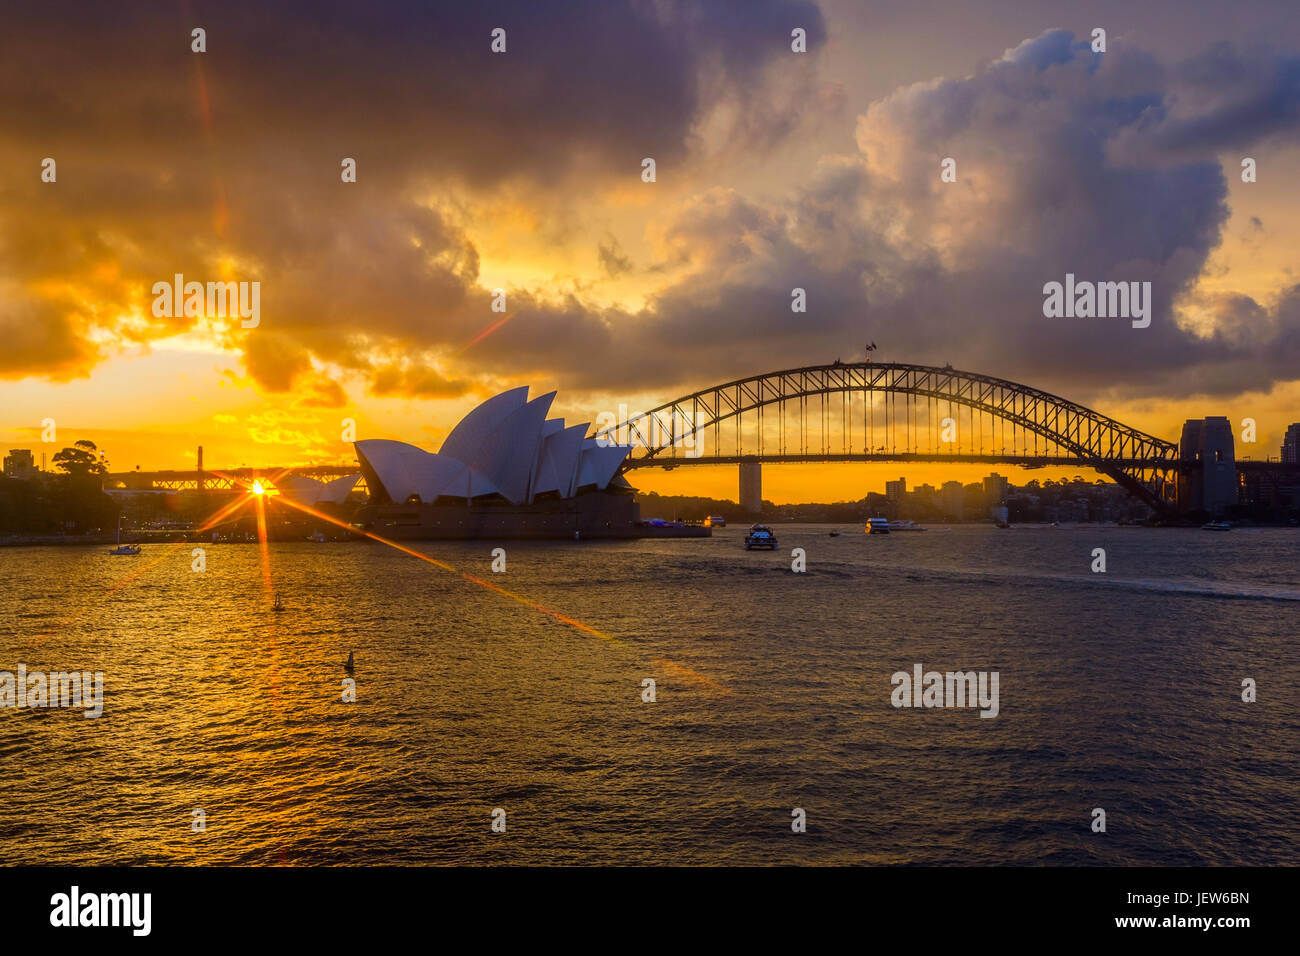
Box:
344 651 355 673
107 517 141 556
272 593 285 612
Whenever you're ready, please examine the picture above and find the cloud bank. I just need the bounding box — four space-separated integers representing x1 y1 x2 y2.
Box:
2 6 1299 411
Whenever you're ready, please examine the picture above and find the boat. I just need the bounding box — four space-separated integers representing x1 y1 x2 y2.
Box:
706 515 726 528
865 517 890 534
272 593 285 612
107 517 141 556
828 530 841 537
744 524 778 550
309 530 327 543
886 520 926 532
1201 520 1232 531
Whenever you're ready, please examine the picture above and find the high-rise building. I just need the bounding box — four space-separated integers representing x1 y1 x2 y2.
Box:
1282 423 1300 464
885 478 906 500
3 449 37 480
941 480 965 519
983 472 1008 504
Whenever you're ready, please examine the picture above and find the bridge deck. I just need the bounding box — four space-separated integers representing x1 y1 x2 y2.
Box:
106 466 357 491
625 453 1180 469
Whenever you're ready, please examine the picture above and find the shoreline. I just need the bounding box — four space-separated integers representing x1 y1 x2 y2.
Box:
2 520 1294 548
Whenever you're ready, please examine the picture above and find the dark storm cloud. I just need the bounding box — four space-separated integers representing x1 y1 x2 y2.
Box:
597 236 633 277
0 291 97 379
369 363 468 400
0 0 824 185
0 0 826 392
550 29 1300 404
3 7 1298 412
242 331 312 393
1160 42 1300 152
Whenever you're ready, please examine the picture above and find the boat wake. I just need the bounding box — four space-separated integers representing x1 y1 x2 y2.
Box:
900 563 1300 603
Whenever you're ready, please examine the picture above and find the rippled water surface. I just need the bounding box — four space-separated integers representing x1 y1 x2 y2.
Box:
1 524 1297 865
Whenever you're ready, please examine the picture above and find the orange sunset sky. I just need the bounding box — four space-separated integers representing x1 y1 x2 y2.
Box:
2 1 1299 503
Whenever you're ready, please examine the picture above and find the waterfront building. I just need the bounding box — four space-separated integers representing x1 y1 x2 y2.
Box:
352 386 666 539
3 449 37 480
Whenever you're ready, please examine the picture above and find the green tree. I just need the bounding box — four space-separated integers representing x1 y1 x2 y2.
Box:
52 440 108 478
48 440 115 533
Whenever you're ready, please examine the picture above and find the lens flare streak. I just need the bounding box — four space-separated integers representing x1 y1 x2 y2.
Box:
271 495 731 695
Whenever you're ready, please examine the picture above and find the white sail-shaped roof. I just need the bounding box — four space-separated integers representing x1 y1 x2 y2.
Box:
355 440 411 502
576 438 632 490
277 475 324 503
354 386 636 505
416 454 469 502
429 465 500 500
530 418 563 498
463 391 556 504
282 473 361 504
318 473 362 504
438 386 529 463
533 422 588 498
355 440 468 504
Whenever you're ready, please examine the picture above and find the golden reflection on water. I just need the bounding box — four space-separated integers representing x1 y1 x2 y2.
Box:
1 524 1298 865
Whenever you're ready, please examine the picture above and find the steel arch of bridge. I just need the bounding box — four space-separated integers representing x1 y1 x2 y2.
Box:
595 362 1180 510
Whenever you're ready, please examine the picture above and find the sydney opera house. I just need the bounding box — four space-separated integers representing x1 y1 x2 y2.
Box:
350 386 662 539
277 473 362 506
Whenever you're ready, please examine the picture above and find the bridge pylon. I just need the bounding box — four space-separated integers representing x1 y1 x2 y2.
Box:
739 460 762 514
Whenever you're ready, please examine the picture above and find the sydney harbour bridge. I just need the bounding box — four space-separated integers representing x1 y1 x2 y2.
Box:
594 362 1184 513
109 362 1288 515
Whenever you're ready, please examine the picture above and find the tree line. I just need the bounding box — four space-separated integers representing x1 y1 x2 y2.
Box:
0 440 118 534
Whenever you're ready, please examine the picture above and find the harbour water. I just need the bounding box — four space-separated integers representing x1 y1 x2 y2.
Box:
1 524 1296 865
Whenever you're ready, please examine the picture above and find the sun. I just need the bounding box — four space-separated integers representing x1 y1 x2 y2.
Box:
251 480 265 495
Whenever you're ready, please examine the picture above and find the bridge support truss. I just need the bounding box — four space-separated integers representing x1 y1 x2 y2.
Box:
595 362 1182 512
